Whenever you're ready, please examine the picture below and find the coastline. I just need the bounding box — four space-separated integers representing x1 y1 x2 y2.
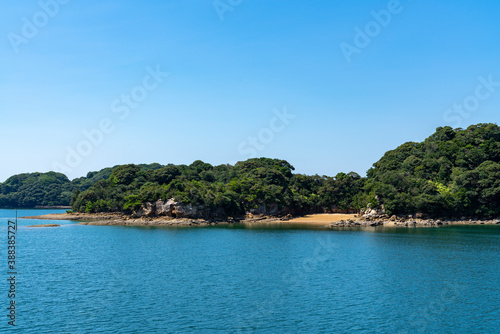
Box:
21 212 500 228
329 217 500 228
22 212 293 227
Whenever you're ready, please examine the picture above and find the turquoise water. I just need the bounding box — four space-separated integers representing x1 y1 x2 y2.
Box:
1 209 499 333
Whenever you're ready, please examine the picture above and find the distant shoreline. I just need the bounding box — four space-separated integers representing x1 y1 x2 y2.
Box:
329 218 500 228
22 212 294 227
0 207 71 210
34 206 72 209
21 212 500 228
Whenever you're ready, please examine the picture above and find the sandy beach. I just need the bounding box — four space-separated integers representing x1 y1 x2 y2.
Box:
284 213 357 224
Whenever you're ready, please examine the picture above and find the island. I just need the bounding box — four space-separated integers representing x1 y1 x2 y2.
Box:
7 123 500 227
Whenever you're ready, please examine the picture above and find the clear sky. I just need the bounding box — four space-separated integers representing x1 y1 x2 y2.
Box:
1 0 499 181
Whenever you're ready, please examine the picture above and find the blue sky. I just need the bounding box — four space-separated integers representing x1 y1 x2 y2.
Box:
1 0 499 181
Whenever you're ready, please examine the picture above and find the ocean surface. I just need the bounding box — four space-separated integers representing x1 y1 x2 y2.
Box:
0 209 499 333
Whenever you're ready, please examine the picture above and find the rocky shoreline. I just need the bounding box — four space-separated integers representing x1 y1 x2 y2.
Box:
27 224 61 228
22 212 500 228
328 217 500 228
22 212 289 227
329 204 500 228
23 212 129 221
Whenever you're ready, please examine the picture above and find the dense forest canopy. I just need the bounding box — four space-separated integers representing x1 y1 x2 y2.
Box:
70 158 364 217
0 164 164 209
0 172 73 208
365 123 500 217
1 123 499 218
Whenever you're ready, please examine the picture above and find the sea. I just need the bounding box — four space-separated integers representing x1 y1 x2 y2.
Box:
0 209 499 333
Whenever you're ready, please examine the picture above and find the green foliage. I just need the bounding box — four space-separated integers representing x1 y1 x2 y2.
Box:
111 164 141 185
0 172 73 208
71 168 114 191
1 123 498 218
149 165 181 185
124 195 142 213
367 123 500 217
68 157 363 217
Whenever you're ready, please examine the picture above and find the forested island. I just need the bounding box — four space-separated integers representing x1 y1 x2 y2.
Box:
2 123 499 219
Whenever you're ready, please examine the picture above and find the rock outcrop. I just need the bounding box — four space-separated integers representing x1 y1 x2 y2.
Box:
328 217 500 229
134 199 213 219
248 203 279 216
360 203 386 219
134 199 283 219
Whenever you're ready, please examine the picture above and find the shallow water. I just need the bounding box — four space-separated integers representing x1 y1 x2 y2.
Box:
0 209 499 333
